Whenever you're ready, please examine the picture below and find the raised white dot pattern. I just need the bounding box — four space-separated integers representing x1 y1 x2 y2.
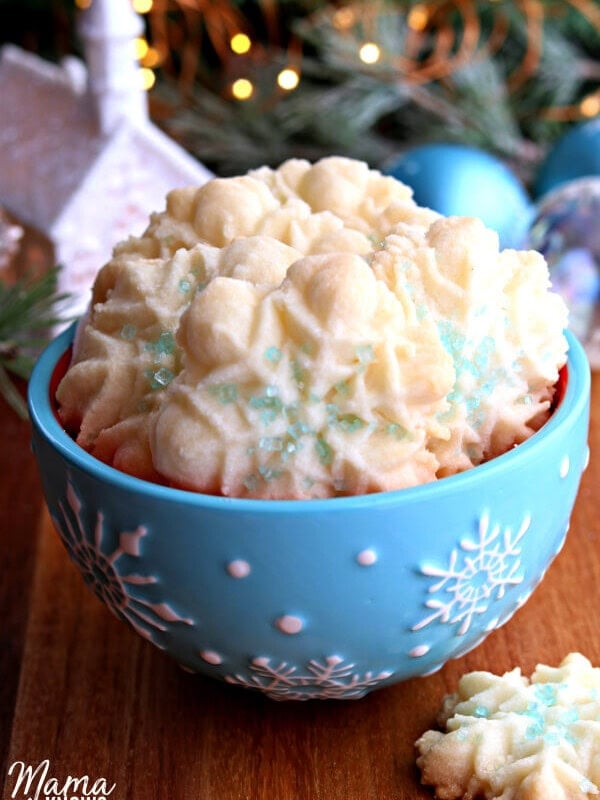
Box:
227 559 251 578
356 548 378 566
560 455 570 478
200 649 223 665
275 615 304 635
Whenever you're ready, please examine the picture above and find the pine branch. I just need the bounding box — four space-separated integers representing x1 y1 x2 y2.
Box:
154 0 599 182
0 266 72 419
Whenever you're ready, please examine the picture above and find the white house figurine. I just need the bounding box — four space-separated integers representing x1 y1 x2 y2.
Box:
0 0 212 318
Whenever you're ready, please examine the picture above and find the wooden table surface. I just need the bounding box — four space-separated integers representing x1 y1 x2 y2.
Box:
1 372 599 800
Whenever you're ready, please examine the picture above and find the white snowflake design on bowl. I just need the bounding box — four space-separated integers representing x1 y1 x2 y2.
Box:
224 656 393 700
51 481 193 643
412 511 531 637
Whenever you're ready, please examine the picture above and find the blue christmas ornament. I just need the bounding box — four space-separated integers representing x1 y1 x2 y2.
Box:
524 177 600 367
535 119 600 199
383 143 532 249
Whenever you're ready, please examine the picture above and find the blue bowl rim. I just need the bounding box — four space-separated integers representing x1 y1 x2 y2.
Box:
28 322 590 515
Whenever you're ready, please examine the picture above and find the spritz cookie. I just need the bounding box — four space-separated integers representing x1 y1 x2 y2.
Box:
416 653 600 800
56 157 568 498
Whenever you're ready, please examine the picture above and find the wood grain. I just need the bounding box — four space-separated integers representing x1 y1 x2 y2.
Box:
1 376 599 800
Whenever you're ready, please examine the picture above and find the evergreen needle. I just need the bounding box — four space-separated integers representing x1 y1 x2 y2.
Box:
0 266 72 419
0 363 28 420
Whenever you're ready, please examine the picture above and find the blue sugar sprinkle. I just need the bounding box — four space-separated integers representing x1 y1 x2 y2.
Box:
264 346 282 363
475 336 495 364
259 436 284 452
145 330 176 360
249 394 281 410
525 720 544 740
326 403 339 422
437 322 466 359
120 323 137 340
436 321 507 425
368 233 384 248
580 778 597 793
249 392 283 424
243 474 259 492
291 360 308 390
157 330 176 354
337 413 366 433
209 383 239 405
315 437 333 465
178 278 191 293
154 367 174 386
258 465 282 481
284 402 300 422
145 367 174 390
560 708 580 725
324 404 366 433
280 439 300 463
473 706 490 718
288 422 310 440
356 345 375 366
480 378 497 396
543 729 560 746
535 684 558 707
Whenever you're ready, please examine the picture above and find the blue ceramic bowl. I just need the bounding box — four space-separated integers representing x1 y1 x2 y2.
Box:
28 324 590 700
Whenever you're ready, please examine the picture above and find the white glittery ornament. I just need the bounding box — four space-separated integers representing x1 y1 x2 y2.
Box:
524 177 600 367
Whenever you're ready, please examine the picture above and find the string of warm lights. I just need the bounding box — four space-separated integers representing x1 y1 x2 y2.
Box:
327 0 600 118
75 0 599 120
132 0 158 89
226 24 301 100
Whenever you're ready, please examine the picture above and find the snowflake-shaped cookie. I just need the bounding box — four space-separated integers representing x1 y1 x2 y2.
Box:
416 653 600 800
